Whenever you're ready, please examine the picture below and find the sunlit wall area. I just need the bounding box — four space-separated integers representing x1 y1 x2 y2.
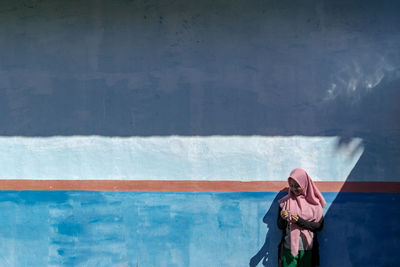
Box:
0 136 363 180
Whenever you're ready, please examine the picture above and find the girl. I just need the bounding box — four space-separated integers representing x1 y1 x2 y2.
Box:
277 168 326 267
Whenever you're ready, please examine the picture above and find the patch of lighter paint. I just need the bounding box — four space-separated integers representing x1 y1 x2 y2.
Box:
324 55 396 102
0 70 53 95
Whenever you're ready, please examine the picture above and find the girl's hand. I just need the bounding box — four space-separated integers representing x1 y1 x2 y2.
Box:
291 214 299 222
280 210 289 220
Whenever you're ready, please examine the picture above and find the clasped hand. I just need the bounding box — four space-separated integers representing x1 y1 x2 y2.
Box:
280 210 299 222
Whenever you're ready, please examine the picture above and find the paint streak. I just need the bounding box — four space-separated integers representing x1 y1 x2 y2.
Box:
0 180 399 193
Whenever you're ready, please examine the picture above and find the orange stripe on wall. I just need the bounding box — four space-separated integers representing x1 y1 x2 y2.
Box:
0 180 399 193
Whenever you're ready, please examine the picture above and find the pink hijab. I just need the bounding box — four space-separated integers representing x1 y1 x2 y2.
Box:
279 168 326 256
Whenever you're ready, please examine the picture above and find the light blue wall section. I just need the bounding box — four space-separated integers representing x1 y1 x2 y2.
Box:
0 192 398 267
0 136 364 181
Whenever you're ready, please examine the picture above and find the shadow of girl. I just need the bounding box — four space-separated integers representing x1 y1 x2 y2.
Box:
250 189 288 267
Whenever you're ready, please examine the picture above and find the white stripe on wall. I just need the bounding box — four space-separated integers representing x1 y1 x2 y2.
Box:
0 136 363 181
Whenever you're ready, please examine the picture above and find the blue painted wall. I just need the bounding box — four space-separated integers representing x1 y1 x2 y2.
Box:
0 192 398 266
0 0 399 266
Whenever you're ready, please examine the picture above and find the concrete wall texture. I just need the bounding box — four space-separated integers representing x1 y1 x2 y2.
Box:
0 0 399 266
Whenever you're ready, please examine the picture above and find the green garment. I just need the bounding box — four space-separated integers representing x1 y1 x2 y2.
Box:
283 247 313 267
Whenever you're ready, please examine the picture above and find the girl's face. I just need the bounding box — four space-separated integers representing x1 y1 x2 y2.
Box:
289 178 303 196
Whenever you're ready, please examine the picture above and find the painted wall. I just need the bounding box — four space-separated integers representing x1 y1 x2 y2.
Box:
0 192 398 267
0 0 399 266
